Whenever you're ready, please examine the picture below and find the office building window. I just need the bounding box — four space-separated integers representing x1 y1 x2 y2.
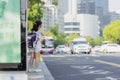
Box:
65 22 80 26
65 28 80 31
73 28 80 31
65 28 71 31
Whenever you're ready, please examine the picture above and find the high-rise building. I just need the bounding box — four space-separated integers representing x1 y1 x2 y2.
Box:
42 5 58 31
57 0 68 14
64 14 99 38
42 0 65 33
57 0 69 32
57 9 64 33
77 0 95 14
110 12 120 22
64 0 99 38
95 0 110 36
95 0 109 15
66 0 95 15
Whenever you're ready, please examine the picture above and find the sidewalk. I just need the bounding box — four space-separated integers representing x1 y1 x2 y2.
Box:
27 52 55 80
27 62 45 80
27 52 45 80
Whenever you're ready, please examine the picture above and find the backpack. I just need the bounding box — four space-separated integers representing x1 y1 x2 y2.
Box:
28 32 36 48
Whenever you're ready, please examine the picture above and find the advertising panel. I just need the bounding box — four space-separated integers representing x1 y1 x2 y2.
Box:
0 0 21 63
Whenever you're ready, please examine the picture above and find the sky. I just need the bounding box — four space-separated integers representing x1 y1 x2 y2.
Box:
109 0 120 12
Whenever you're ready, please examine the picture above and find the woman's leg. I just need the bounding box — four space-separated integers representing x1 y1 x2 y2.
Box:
35 52 40 69
29 52 35 69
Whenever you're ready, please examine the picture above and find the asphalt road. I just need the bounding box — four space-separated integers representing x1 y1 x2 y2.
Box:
42 53 120 80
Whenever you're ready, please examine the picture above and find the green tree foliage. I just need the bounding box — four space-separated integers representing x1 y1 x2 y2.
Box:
94 37 104 45
66 34 80 44
27 0 44 32
49 24 59 35
28 21 33 32
85 36 104 47
103 20 120 44
46 25 67 47
85 36 95 47
45 31 57 41
54 33 67 47
52 0 58 6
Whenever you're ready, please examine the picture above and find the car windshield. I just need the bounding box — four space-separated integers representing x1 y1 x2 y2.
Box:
58 45 65 48
42 46 53 48
107 44 118 47
42 46 45 48
73 41 87 45
47 46 54 48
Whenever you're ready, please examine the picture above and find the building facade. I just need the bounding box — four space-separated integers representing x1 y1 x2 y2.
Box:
95 0 109 15
77 0 95 14
109 12 120 22
95 0 110 36
64 0 99 38
42 0 64 32
57 0 68 14
42 5 58 31
64 14 99 38
57 9 64 33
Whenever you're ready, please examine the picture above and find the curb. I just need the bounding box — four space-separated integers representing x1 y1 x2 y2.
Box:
40 56 55 80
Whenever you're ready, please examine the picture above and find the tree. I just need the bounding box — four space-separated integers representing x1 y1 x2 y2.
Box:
27 0 44 32
85 36 95 47
85 36 104 47
27 20 33 33
55 33 67 47
52 0 58 6
49 24 59 35
45 24 67 47
94 37 104 45
45 31 57 41
66 34 80 44
103 20 120 44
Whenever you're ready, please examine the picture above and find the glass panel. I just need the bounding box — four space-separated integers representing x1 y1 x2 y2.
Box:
0 0 21 63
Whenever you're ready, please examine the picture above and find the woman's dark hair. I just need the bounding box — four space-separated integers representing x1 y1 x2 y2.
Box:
32 20 42 31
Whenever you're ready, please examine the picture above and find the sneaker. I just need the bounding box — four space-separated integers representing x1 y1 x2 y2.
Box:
28 69 34 72
34 69 41 72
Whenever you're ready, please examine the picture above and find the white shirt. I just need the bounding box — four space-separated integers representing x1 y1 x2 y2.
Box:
33 30 43 53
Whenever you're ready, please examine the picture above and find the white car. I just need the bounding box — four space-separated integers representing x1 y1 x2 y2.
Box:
71 38 91 54
64 46 71 54
55 45 71 54
100 43 120 53
55 45 65 53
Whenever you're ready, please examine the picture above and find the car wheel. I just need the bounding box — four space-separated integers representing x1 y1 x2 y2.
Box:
88 52 90 54
71 51 74 54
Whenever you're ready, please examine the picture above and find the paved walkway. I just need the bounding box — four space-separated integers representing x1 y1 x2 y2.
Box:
27 51 45 80
27 62 45 80
27 54 55 80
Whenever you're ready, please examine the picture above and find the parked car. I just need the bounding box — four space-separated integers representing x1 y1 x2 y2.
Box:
55 45 66 53
55 45 71 54
64 46 71 54
100 43 120 53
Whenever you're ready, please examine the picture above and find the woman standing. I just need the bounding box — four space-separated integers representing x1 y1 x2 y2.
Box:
29 20 43 72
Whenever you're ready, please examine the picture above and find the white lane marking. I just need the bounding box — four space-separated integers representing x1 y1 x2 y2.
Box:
70 65 94 69
95 60 120 68
96 77 120 80
81 70 111 74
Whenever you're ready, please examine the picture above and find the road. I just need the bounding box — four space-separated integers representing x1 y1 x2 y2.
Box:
42 53 120 80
